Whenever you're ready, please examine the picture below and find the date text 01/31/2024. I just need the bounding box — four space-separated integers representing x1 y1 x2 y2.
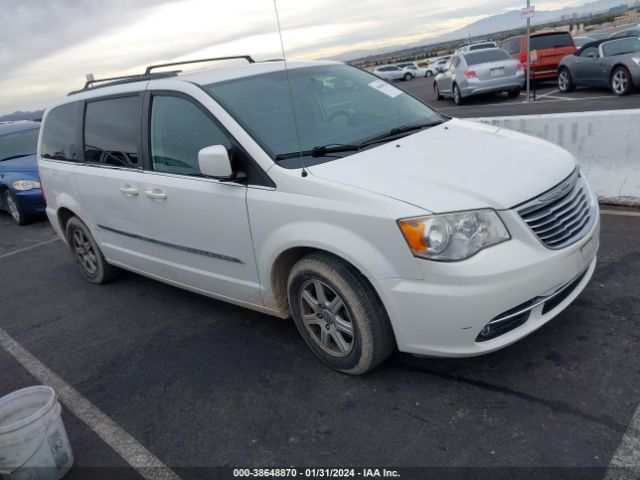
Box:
233 468 401 478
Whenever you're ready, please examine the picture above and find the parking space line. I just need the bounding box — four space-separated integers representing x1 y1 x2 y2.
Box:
0 326 182 480
604 406 640 479
0 237 61 260
601 210 640 217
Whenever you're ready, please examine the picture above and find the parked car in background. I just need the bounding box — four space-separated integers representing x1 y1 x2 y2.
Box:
38 57 599 374
373 65 411 81
0 121 45 225
500 31 577 80
434 49 525 105
558 37 640 96
609 25 640 39
425 57 450 77
573 36 596 48
455 42 498 54
396 62 427 78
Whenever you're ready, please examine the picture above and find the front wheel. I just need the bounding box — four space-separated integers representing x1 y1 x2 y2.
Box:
425 70 433 78
558 68 575 93
403 73 412 81
287 253 395 375
4 190 28 225
611 67 632 96
66 217 117 284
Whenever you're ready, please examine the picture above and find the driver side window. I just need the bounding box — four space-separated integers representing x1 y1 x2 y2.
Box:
580 47 598 58
150 95 232 176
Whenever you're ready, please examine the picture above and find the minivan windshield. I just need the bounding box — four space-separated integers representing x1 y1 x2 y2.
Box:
0 127 40 162
205 64 443 167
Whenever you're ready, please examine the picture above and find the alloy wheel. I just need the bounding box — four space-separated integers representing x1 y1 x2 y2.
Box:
612 70 629 95
299 279 355 357
72 229 98 274
558 71 569 91
5 193 20 223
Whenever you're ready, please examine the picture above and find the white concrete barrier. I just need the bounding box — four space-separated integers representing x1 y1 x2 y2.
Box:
471 109 640 206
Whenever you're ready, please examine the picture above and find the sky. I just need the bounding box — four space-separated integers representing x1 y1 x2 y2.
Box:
0 0 587 114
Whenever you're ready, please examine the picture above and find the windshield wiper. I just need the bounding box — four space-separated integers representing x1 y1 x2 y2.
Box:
0 153 35 162
357 121 442 147
274 121 442 161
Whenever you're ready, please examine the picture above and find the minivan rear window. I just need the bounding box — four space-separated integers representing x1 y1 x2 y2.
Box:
469 43 496 51
464 49 510 65
84 96 141 168
531 33 573 50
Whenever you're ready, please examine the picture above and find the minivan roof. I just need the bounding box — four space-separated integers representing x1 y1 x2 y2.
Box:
53 60 340 109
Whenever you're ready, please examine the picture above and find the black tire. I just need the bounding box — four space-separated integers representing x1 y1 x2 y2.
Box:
425 70 433 78
453 83 464 105
287 253 395 375
507 87 522 99
66 216 117 284
611 66 633 96
558 68 575 93
434 82 444 100
403 73 412 81
3 190 28 225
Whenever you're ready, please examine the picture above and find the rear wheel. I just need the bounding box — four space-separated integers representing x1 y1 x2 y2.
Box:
287 253 395 375
66 217 117 284
558 68 575 93
507 87 522 99
434 82 444 100
4 190 28 226
611 67 632 96
453 84 464 105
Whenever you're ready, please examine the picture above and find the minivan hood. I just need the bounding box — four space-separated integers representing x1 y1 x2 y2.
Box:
308 119 576 213
0 154 38 173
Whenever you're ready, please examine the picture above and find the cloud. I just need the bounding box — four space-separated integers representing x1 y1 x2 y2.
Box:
0 0 590 113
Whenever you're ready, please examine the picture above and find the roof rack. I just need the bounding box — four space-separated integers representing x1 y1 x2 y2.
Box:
68 72 179 96
144 55 255 75
68 55 255 96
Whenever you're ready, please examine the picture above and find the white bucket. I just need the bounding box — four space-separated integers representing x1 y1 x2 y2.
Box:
0 386 73 480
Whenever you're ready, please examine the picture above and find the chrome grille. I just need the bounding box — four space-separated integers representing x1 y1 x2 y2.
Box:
516 170 596 250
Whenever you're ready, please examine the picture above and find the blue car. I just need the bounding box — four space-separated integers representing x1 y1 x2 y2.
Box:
0 121 45 225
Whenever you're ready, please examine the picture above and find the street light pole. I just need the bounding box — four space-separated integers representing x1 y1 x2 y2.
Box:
526 0 531 102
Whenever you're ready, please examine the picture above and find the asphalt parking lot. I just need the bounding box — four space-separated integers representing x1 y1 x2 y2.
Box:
1 209 639 479
401 76 640 118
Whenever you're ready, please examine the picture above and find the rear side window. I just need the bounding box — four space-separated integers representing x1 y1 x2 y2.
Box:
602 37 640 56
531 33 573 50
464 49 510 65
41 103 82 161
84 96 141 168
150 95 231 176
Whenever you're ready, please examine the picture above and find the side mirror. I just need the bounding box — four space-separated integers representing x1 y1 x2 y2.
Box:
198 145 232 179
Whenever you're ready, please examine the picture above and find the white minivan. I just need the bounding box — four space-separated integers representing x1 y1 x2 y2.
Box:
38 57 600 374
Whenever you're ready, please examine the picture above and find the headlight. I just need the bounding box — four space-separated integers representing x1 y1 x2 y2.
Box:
12 180 41 191
398 209 511 261
632 56 640 66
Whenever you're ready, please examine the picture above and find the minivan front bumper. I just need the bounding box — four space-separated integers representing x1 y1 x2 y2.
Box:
374 209 600 357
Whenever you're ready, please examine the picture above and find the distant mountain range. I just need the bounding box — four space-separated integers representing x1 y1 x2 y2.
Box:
330 0 635 61
0 110 44 122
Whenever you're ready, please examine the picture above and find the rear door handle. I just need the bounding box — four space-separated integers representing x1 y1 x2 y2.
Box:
145 189 167 200
120 185 139 196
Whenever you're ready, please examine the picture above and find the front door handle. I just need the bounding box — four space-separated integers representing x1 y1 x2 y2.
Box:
145 189 167 200
120 185 139 196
